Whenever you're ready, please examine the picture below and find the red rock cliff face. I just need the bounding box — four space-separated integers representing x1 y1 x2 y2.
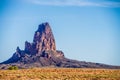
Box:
25 22 56 55
33 22 56 53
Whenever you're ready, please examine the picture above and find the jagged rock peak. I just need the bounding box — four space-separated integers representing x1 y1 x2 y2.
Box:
33 22 56 53
37 22 50 33
16 46 21 53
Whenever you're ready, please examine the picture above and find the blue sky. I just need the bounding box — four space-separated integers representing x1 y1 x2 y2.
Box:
0 0 120 65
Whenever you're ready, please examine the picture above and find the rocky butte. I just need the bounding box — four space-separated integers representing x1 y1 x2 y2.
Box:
0 22 120 69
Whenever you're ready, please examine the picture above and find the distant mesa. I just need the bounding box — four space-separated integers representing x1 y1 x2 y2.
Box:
0 22 120 69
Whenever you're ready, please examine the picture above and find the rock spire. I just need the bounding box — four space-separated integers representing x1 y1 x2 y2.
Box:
25 22 56 55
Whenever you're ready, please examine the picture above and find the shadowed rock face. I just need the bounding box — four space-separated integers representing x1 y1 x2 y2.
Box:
0 22 120 69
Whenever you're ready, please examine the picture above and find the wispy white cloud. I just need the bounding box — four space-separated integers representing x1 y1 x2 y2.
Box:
26 0 120 7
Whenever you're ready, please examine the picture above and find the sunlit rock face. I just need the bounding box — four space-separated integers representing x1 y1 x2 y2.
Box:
33 22 56 54
24 22 61 57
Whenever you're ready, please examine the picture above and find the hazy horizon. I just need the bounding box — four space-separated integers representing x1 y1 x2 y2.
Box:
0 0 120 65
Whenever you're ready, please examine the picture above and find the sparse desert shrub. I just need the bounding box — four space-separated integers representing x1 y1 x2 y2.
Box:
8 66 18 70
0 68 120 80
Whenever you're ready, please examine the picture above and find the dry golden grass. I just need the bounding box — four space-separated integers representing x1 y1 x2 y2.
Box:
0 68 120 80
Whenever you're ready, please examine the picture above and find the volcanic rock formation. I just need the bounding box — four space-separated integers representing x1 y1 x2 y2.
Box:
0 22 120 69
